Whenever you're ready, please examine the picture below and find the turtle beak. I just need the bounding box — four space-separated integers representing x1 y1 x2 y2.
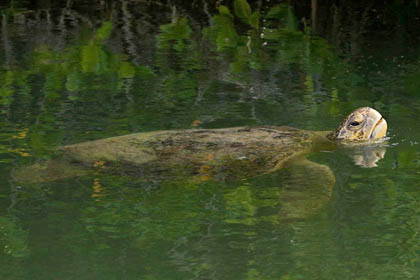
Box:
370 117 387 140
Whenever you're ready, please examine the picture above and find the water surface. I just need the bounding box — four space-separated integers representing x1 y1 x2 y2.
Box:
1 1 420 279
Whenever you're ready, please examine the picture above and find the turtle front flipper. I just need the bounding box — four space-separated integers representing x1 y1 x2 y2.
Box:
277 157 335 222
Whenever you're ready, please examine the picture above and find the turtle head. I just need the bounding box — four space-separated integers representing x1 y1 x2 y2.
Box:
331 107 387 142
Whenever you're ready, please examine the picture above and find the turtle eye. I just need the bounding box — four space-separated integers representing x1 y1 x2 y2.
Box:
350 121 360 126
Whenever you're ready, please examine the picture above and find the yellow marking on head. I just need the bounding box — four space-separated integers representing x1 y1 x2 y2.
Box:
332 107 387 142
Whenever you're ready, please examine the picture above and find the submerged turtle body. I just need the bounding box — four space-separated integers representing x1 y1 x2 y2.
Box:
57 126 331 180
15 107 387 183
13 107 388 221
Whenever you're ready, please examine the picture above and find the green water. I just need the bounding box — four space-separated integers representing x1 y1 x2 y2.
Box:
1 1 420 279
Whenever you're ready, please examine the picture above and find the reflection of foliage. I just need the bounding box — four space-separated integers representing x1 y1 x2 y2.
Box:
372 179 420 267
0 216 29 258
81 178 224 244
0 20 154 157
0 1 372 141
3 0 420 279
224 184 280 225
224 185 258 225
157 17 191 52
278 168 420 279
200 1 364 125
209 6 239 51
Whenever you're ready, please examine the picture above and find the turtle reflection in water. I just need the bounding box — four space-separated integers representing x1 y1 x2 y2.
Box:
15 107 387 220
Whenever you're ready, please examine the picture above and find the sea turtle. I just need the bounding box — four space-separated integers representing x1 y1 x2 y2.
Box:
13 107 387 220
